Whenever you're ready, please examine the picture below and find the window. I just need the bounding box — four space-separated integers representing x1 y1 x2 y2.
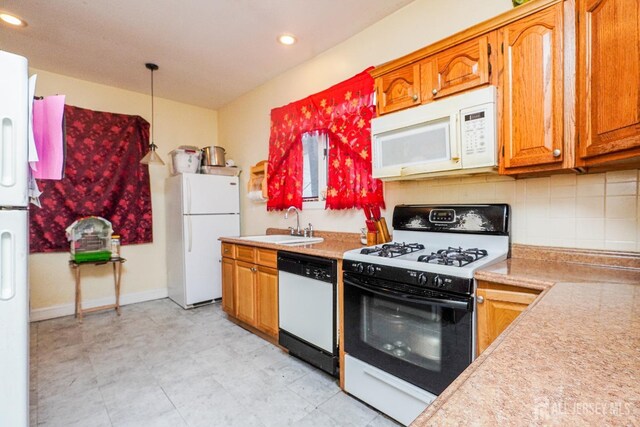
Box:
301 130 328 208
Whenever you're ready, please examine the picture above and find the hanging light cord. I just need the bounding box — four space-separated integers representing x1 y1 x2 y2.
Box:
150 66 155 145
140 63 164 165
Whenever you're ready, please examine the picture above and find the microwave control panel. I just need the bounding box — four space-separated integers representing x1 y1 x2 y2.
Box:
463 111 488 154
460 102 496 169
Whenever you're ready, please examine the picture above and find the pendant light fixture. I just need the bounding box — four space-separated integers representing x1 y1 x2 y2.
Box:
140 62 165 165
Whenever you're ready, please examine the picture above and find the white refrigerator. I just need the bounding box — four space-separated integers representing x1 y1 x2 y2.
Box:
166 173 240 308
0 50 30 426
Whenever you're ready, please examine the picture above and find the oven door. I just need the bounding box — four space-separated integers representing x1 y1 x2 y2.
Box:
343 272 473 396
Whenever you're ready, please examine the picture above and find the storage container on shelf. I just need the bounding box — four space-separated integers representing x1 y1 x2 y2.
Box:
169 145 201 175
66 216 113 263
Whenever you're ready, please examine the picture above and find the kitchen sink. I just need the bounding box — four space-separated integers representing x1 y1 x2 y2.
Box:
237 235 324 245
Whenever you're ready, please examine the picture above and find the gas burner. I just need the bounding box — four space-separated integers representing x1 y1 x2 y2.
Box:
417 247 488 267
360 242 425 258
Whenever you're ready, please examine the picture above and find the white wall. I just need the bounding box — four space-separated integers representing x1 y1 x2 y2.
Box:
29 68 218 318
219 0 640 253
219 0 513 236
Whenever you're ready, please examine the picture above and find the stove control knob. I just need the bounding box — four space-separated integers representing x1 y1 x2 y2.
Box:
434 276 444 288
366 265 376 276
354 263 364 273
417 273 428 285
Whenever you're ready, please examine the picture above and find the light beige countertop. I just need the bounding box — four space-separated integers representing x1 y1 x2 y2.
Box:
475 257 640 290
219 229 363 260
413 246 640 426
475 244 640 290
413 281 640 426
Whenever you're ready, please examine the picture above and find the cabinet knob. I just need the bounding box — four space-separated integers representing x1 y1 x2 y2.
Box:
432 89 438 95
477 295 484 304
552 149 561 158
251 267 257 273
412 94 419 102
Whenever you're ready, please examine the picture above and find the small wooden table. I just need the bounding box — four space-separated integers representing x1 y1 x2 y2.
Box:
69 257 126 321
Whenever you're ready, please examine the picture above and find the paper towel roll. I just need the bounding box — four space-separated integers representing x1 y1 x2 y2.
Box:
248 191 267 202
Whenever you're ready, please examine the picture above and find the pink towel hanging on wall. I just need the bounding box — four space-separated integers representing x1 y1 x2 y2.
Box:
32 95 66 180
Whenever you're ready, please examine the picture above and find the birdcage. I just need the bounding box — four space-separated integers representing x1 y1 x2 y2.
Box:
65 216 113 262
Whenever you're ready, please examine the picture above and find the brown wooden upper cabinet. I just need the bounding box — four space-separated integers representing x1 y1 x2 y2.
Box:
421 34 495 103
375 63 421 115
498 3 567 174
576 0 640 167
371 0 640 174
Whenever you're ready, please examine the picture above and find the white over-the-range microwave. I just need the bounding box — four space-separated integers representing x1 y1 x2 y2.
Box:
371 86 497 180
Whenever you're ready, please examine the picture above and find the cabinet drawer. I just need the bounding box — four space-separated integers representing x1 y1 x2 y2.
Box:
236 245 256 263
256 248 277 268
221 243 235 259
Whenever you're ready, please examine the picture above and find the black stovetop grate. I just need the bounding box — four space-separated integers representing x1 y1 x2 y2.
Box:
360 242 425 258
417 247 488 267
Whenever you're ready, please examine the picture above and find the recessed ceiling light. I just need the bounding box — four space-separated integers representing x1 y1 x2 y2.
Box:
0 12 27 27
278 34 297 46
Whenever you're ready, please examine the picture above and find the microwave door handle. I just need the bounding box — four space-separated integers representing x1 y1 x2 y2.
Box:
344 277 471 311
450 113 460 162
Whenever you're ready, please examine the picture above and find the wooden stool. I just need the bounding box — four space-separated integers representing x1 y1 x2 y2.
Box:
69 257 126 321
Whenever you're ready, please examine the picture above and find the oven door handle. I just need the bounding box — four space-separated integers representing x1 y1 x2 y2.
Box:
344 277 472 311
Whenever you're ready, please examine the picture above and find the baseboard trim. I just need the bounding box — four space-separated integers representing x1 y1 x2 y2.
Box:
30 288 168 322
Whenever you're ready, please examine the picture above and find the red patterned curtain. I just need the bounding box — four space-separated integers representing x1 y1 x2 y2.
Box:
267 68 384 211
30 105 153 253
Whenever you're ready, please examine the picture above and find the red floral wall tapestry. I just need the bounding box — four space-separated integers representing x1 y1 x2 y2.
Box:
267 68 385 211
30 105 153 253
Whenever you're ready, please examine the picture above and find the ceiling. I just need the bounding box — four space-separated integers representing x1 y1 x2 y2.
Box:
0 0 415 109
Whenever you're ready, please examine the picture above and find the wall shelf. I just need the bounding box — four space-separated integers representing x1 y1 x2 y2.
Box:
248 160 268 201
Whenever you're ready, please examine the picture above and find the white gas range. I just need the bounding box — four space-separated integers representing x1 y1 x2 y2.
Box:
342 204 510 426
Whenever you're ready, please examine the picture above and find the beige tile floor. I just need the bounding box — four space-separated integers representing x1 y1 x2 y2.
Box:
30 298 400 427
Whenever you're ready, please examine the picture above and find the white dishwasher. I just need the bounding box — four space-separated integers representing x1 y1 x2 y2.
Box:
278 251 338 376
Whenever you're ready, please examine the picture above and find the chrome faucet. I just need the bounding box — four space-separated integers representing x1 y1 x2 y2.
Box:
285 206 302 236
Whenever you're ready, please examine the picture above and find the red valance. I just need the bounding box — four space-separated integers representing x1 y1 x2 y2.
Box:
29 105 153 253
267 68 385 211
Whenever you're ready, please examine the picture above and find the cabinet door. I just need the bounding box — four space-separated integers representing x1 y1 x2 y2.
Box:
476 288 538 354
234 261 257 326
577 0 640 165
221 257 235 316
375 64 421 115
499 4 565 172
256 266 279 337
422 34 493 102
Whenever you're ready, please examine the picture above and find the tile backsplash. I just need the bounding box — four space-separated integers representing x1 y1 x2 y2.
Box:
384 169 640 252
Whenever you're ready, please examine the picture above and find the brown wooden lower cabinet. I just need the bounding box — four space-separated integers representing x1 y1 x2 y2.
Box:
221 243 278 338
476 281 540 354
255 266 278 337
235 260 258 325
221 257 236 315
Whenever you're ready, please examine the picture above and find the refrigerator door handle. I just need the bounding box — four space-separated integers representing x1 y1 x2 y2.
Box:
0 230 16 301
1 117 16 188
187 215 193 253
186 176 192 215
